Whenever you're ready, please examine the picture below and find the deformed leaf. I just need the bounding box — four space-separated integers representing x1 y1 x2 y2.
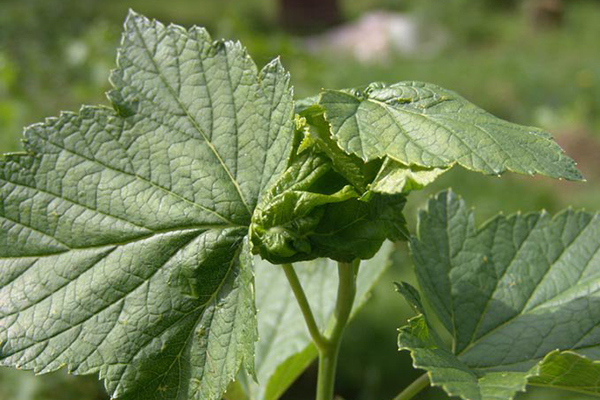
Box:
0 11 295 400
370 158 449 195
320 81 583 180
250 128 407 264
298 105 379 192
398 190 600 400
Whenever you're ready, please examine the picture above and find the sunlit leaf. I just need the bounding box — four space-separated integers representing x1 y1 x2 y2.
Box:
320 82 582 180
0 11 295 400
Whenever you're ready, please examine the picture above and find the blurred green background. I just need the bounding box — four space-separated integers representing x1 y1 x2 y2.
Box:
1 0 599 399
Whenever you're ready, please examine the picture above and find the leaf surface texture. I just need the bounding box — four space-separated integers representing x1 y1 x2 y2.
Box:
0 11 294 400
320 82 582 180
398 191 600 399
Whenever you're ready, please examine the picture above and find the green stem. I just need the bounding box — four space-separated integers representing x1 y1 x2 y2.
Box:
316 260 359 400
281 263 328 350
393 373 430 400
281 260 359 400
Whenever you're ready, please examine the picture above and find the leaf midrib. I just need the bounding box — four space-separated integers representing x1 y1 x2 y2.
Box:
370 98 496 171
457 215 544 355
0 224 245 261
0 226 244 320
125 242 244 399
329 89 568 178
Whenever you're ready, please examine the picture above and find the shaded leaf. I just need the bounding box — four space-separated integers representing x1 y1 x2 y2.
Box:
398 190 600 399
398 290 600 400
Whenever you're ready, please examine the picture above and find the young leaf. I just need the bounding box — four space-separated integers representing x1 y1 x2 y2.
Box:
319 81 583 180
0 11 295 400
398 190 600 400
370 158 448 195
250 134 407 264
298 105 379 192
238 242 393 400
293 100 449 195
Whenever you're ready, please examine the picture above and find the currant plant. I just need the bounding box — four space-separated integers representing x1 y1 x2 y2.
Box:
0 11 597 400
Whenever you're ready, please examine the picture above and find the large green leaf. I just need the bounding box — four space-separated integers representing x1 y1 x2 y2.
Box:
398 190 600 400
319 82 583 180
0 11 295 400
235 241 393 400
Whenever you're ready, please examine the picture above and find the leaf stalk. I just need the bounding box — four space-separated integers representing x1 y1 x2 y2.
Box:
281 260 359 400
392 373 430 400
281 263 329 350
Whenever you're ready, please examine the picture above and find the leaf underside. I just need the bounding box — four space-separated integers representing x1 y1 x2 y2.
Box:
0 11 295 400
398 191 600 400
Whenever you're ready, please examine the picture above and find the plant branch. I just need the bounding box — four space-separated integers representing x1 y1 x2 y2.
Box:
393 373 430 400
316 259 359 400
281 263 328 350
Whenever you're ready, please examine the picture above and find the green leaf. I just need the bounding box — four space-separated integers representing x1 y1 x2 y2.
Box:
0 11 295 400
241 241 393 400
370 158 448 195
398 190 600 400
319 81 583 181
249 144 407 263
397 290 600 400
530 350 600 394
250 109 408 264
295 100 446 195
294 95 319 114
298 105 379 192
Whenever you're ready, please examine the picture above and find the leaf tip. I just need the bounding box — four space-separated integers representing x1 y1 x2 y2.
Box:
125 8 144 26
126 8 139 18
